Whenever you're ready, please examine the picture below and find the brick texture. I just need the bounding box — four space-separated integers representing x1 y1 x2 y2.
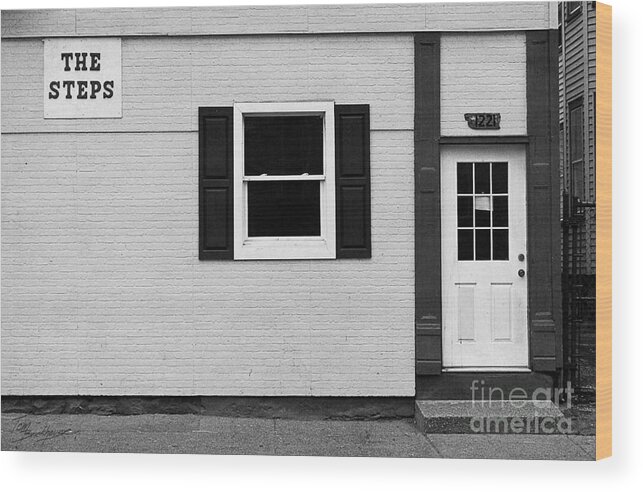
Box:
441 32 527 136
1 34 415 396
2 35 414 134
1 4 553 38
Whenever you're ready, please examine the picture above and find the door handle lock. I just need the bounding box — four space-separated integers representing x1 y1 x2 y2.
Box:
518 254 525 262
518 269 526 278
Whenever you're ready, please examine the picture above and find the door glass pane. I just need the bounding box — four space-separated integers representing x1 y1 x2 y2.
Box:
244 115 324 176
458 196 473 227
457 161 512 262
492 196 508 227
475 196 491 227
492 162 508 194
457 162 473 194
474 162 490 194
475 229 491 260
493 229 509 260
247 181 320 237
458 229 474 261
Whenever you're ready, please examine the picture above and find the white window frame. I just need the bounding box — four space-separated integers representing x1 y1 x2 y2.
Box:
233 101 336 260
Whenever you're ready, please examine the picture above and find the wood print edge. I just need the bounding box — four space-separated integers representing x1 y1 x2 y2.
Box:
595 0 612 461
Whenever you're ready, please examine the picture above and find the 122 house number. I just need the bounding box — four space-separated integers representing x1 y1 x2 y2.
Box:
48 52 115 100
464 113 501 130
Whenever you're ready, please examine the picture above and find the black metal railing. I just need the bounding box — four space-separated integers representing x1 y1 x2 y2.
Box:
560 192 596 402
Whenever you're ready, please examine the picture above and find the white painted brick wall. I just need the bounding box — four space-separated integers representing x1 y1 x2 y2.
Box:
1 4 553 38
441 32 527 136
1 34 415 396
2 35 414 134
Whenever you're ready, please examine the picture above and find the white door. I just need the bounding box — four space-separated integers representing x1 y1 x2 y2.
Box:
441 145 528 370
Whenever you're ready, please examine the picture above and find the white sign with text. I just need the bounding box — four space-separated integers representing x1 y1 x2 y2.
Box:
44 38 122 119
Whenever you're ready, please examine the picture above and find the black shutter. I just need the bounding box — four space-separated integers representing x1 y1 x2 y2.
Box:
199 107 233 260
335 104 371 258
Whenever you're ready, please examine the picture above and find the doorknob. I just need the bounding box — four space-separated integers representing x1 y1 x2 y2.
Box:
518 254 525 262
518 269 526 278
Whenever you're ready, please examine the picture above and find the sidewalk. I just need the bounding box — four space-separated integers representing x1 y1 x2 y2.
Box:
1 413 594 460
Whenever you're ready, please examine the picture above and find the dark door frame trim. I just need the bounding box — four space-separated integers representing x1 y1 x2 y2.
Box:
414 30 562 377
414 32 442 375
525 29 563 372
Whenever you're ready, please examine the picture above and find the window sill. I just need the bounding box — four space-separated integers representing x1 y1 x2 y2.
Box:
234 238 336 260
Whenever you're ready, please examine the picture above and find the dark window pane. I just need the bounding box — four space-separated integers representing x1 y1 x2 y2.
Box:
247 181 320 237
475 196 491 227
493 229 509 260
572 160 584 200
475 209 491 227
475 162 490 194
475 229 491 260
244 116 323 176
458 229 474 261
458 196 473 227
492 162 508 194
492 196 508 227
566 1 582 20
457 162 473 194
570 102 585 201
570 103 583 162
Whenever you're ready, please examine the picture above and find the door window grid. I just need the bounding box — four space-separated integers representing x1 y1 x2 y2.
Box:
457 161 509 261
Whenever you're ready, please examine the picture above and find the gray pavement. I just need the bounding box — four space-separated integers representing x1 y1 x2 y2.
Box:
1 413 595 460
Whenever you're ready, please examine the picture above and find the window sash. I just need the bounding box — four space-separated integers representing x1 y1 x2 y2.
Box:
245 179 323 238
242 174 325 182
243 177 326 238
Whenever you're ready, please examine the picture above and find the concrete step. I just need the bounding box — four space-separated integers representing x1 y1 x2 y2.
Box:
415 400 570 435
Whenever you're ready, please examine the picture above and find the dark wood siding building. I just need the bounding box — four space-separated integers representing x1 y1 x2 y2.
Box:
559 1 597 275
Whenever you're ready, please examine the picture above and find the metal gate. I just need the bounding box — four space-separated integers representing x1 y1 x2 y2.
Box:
560 192 596 400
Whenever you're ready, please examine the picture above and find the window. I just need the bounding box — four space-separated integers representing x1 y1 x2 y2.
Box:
198 103 371 261
569 99 584 200
233 102 336 259
457 161 509 261
565 2 582 21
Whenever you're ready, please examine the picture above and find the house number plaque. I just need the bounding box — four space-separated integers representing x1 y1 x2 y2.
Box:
464 113 501 130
